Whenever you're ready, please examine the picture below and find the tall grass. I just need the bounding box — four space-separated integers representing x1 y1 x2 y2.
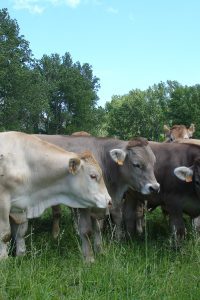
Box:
0 207 200 300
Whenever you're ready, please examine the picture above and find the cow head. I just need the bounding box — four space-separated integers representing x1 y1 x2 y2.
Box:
110 138 160 195
164 124 195 142
174 158 200 197
69 151 112 209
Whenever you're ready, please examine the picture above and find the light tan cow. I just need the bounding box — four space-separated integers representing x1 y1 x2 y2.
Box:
163 124 195 142
0 131 111 258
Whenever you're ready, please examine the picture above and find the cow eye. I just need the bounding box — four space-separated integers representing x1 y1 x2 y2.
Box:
90 174 97 180
133 163 141 168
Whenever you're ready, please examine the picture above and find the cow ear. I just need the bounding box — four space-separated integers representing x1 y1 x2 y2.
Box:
110 149 126 165
69 158 81 175
163 125 170 134
174 166 193 182
188 123 195 136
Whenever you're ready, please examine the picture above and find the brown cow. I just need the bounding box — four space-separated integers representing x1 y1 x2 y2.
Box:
163 124 195 142
123 141 200 243
71 131 91 136
126 123 196 236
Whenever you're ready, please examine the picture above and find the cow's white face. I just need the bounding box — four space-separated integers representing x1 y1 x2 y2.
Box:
174 158 200 198
69 152 111 209
110 139 160 195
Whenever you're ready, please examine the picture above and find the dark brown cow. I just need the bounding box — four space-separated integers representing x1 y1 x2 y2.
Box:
123 141 200 242
127 123 196 236
174 138 200 231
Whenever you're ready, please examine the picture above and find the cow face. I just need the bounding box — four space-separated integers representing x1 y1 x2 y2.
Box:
174 158 200 197
110 138 160 195
164 124 195 142
69 151 112 209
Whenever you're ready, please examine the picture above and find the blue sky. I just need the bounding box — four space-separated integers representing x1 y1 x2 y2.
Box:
1 1 200 107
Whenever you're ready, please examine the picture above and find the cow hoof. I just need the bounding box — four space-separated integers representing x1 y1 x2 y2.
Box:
84 256 95 263
16 240 26 257
0 243 8 259
16 250 26 257
94 244 103 254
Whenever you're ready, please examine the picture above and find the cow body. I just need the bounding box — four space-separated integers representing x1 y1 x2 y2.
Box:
0 131 111 258
123 141 200 240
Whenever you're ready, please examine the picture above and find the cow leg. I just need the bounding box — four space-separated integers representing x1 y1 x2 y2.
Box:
77 208 94 263
192 216 200 232
10 220 28 256
0 194 11 258
169 213 186 246
52 205 61 239
92 217 103 254
110 206 123 240
135 202 145 235
123 197 145 239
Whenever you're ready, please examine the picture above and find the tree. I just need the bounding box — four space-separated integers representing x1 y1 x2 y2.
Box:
0 8 49 132
36 52 100 134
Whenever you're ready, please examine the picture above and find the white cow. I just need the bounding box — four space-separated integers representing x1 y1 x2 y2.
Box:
0 131 111 258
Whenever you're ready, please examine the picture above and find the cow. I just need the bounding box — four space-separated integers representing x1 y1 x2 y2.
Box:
174 138 200 231
123 141 200 243
0 131 111 259
71 131 91 136
126 123 196 236
163 124 195 142
21 135 159 262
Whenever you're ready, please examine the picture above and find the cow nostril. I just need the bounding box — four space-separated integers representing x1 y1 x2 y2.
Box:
108 200 112 207
149 184 160 193
149 186 155 193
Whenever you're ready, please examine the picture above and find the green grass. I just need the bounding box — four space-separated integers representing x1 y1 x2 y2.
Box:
0 208 200 300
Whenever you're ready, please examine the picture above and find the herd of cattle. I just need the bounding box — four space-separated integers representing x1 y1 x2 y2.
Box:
0 123 200 262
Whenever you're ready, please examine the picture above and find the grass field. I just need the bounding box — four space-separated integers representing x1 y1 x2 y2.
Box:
0 207 200 300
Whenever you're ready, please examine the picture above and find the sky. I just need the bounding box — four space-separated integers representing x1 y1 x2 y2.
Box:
1 0 200 107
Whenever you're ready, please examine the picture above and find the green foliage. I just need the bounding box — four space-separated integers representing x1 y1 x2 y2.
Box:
0 9 100 134
1 8 200 138
31 52 100 134
0 8 50 133
106 88 165 140
105 80 200 140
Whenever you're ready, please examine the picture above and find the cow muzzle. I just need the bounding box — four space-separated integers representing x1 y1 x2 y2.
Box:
141 182 160 195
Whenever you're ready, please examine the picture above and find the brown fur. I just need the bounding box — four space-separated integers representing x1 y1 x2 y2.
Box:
127 137 148 149
72 131 91 136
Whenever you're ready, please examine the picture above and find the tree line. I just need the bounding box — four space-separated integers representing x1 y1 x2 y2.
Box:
1 8 200 140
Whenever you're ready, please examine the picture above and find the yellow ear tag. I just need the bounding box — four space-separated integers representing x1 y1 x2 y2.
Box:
185 175 192 182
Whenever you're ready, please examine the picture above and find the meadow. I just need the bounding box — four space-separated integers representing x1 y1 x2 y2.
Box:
0 207 200 300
